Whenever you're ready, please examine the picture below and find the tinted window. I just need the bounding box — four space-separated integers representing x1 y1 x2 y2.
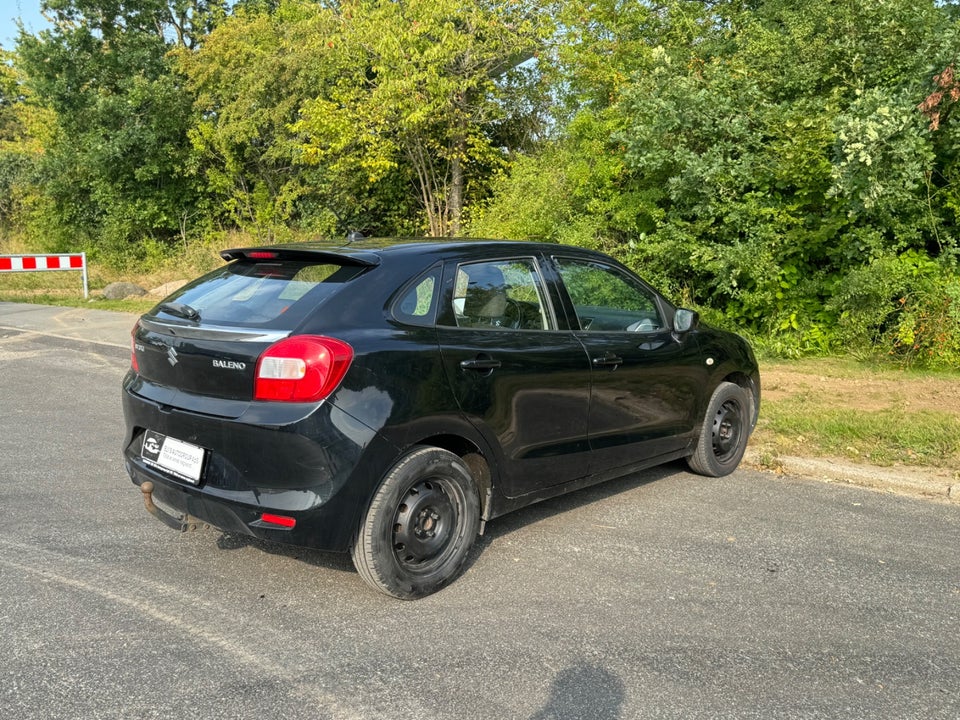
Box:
554 258 664 332
450 259 551 330
393 267 441 326
153 260 365 329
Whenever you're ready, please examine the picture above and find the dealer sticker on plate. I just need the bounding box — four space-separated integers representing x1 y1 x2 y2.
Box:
141 431 205 484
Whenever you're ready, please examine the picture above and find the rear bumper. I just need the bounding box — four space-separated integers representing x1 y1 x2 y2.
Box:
121 376 396 552
124 459 361 550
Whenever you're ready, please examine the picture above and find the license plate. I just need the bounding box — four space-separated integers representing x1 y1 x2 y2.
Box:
141 431 205 484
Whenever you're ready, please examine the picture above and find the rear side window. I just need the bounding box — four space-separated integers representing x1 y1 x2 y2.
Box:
392 267 441 326
152 260 365 329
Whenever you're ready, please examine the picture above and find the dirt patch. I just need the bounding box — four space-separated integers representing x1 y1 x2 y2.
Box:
761 360 960 415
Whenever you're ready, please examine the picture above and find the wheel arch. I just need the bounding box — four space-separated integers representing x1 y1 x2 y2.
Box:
379 413 504 523
720 370 761 430
413 433 494 522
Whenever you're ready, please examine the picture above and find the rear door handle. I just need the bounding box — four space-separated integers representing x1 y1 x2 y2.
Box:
592 354 623 368
460 357 502 371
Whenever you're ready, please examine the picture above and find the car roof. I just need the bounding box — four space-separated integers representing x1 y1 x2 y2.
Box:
220 238 604 266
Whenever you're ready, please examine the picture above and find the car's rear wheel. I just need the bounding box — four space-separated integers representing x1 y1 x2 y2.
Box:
352 446 480 599
686 381 751 477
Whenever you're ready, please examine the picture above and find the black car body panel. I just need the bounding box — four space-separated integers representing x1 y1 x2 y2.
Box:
122 239 760 569
436 324 593 496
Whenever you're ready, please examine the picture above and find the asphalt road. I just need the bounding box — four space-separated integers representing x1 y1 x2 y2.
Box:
1 304 958 719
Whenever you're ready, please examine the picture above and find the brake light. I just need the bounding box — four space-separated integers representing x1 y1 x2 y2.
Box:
254 336 353 402
246 251 279 259
130 322 140 372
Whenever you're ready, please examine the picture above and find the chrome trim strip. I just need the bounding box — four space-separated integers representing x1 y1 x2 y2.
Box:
139 316 291 342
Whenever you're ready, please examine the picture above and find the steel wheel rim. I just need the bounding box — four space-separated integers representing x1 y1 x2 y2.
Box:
711 398 744 464
392 479 459 573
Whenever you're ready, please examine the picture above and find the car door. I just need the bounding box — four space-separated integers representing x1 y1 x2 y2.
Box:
436 256 593 498
552 256 708 474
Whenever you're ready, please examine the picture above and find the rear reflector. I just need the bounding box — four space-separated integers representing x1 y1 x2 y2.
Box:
259 513 296 529
254 336 353 402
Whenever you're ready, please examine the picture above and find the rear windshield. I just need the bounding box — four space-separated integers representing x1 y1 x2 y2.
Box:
151 260 365 329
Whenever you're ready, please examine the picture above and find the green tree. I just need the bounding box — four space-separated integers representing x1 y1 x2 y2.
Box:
15 0 223 258
295 0 553 236
175 0 433 238
174 2 337 237
0 52 32 226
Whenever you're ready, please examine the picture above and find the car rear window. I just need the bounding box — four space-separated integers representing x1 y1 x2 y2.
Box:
151 260 366 329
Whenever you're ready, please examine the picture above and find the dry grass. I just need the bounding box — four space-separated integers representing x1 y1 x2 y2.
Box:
0 231 230 312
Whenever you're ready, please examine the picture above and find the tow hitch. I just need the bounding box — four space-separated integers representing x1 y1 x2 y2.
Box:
140 481 207 533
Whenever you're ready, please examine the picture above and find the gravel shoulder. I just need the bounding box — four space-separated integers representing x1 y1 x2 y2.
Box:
745 449 960 504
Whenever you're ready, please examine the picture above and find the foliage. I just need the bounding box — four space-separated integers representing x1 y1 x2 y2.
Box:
472 0 960 366
4 0 960 367
828 251 960 368
172 2 344 238
470 109 641 253
12 0 222 261
0 54 31 225
294 0 553 237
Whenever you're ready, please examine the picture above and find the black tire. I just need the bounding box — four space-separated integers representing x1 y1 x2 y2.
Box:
352 446 480 600
686 381 751 477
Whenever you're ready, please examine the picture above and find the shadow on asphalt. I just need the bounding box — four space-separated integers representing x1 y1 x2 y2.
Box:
528 660 626 720
207 461 687 583
478 461 683 544
212 532 357 574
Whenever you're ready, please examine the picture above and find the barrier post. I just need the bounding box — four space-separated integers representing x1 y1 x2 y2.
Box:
81 252 88 299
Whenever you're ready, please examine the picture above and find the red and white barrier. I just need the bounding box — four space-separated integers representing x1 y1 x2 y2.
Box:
0 253 89 298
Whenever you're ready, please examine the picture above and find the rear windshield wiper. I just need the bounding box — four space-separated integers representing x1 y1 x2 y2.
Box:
159 302 201 322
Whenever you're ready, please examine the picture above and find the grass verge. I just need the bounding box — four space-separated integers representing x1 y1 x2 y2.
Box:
751 358 960 470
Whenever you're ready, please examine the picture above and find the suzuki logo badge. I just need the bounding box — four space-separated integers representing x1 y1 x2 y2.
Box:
167 346 179 366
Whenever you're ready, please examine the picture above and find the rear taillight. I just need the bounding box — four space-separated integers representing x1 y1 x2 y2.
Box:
130 322 140 372
254 336 353 402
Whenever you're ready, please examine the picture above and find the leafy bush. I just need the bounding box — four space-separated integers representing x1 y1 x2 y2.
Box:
829 251 960 367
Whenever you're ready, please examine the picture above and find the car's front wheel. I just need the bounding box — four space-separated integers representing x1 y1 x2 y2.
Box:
352 446 480 599
686 381 751 477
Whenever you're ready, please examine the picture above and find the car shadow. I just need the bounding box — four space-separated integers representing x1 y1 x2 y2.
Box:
213 531 357 574
456 460 689 582
477 460 685 544
210 460 689 583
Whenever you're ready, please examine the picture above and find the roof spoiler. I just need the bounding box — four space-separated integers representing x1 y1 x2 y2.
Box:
220 246 380 267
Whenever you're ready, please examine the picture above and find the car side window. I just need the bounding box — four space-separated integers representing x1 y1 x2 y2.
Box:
393 267 441 326
452 259 552 330
554 257 664 332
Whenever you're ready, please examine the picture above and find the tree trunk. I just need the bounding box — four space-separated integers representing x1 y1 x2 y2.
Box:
449 148 463 237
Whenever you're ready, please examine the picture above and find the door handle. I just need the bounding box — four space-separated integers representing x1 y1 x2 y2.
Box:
460 357 502 371
592 354 623 368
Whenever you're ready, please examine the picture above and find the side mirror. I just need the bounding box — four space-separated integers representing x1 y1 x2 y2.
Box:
673 308 699 334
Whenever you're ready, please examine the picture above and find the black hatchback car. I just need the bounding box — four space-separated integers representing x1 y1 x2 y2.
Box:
122 239 760 598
